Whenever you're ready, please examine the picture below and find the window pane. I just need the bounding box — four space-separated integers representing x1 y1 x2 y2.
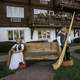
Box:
38 30 50 40
8 31 13 40
20 30 24 39
47 31 50 38
43 31 46 39
38 31 42 39
14 30 19 40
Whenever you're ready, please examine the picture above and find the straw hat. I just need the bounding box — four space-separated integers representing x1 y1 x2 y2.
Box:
61 27 68 33
16 38 22 43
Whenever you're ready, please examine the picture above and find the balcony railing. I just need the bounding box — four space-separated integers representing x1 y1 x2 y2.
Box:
32 13 80 27
58 0 80 9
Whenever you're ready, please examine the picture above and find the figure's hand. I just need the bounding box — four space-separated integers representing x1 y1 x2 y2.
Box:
11 48 15 53
19 49 24 52
13 50 16 53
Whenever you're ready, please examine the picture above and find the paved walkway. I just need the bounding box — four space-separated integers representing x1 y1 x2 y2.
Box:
1 61 55 80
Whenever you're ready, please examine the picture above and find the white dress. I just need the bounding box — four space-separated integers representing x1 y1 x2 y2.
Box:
9 44 24 70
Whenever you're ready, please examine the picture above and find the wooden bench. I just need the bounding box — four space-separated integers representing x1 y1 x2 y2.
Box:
7 41 61 65
24 41 61 60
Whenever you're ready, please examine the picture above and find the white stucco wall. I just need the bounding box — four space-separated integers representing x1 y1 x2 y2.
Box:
50 29 56 41
33 30 38 41
0 28 8 41
70 29 74 40
24 28 31 42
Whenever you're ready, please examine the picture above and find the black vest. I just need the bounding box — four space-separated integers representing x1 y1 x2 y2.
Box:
14 44 21 51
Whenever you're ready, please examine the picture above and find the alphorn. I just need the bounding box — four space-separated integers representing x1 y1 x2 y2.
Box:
52 12 75 70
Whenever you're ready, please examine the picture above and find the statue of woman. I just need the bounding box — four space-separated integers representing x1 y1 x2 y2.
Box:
9 38 25 70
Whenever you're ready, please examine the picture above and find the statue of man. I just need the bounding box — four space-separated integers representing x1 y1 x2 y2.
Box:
57 27 71 61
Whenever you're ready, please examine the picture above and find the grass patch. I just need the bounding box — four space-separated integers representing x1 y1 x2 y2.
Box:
70 43 80 46
0 62 15 79
54 59 80 80
74 49 80 54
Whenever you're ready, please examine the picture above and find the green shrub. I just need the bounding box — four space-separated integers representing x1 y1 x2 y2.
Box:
75 49 80 53
70 43 80 46
0 41 15 53
72 37 80 43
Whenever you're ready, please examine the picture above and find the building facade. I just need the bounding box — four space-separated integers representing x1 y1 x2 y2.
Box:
0 0 80 42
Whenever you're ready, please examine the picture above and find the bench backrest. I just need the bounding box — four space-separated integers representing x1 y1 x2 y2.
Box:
24 42 60 58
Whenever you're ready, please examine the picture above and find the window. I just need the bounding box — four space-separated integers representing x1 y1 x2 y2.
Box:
74 29 80 37
8 30 24 40
49 11 54 16
40 0 50 4
6 6 24 22
11 17 21 22
38 30 50 40
55 29 60 37
6 6 24 18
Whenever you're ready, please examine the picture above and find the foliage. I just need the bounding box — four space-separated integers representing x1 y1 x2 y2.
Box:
0 41 15 55
74 49 80 54
72 37 80 43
